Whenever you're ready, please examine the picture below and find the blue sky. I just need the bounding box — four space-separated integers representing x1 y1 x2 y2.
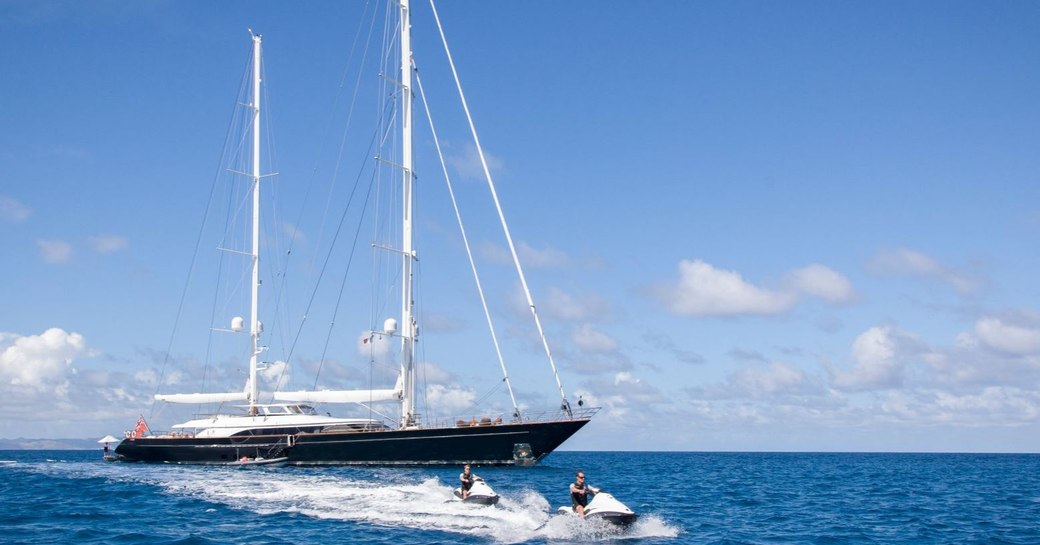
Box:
2 0 1040 452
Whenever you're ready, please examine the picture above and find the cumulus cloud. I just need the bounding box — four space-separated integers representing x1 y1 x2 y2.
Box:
87 234 128 254
832 326 908 391
787 264 856 303
0 195 31 222
37 239 72 264
690 360 824 401
974 315 1040 355
577 371 667 425
868 248 978 294
259 360 290 391
571 324 618 353
657 259 797 316
654 259 857 316
543 287 611 322
518 242 571 269
482 241 573 269
358 330 394 363
643 332 704 365
875 387 1040 426
446 143 503 181
0 328 89 391
732 362 814 397
426 383 477 415
670 317 1040 449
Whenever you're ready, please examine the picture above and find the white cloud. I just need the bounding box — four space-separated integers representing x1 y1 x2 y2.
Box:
659 259 797 316
875 387 1040 426
419 312 465 334
425 383 477 415
478 241 512 265
576 371 666 425
357 330 393 363
260 360 290 391
481 241 573 269
932 387 1040 423
417 361 455 385
446 143 503 181
868 248 978 294
572 324 618 353
689 360 824 401
0 195 31 222
731 362 812 397
974 316 1040 355
543 287 611 321
787 264 856 303
281 222 306 243
37 239 72 264
644 332 704 365
518 242 571 268
0 328 89 391
87 234 128 254
832 326 912 391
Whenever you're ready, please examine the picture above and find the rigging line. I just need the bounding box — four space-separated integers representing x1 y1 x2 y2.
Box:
367 74 404 351
313 166 379 389
150 41 256 420
257 53 288 368
413 62 520 417
271 3 380 393
471 381 504 413
199 144 241 412
282 121 383 378
308 2 382 284
414 259 429 419
429 0 570 412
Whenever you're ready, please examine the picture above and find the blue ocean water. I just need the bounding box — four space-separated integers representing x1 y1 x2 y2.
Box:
1 451 1037 544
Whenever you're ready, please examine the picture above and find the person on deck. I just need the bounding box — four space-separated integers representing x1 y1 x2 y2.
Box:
459 464 478 499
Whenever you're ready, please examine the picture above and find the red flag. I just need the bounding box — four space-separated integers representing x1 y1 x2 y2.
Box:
131 416 149 439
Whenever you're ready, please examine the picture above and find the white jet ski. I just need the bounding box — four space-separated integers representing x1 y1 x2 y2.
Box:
557 487 638 527
454 477 500 506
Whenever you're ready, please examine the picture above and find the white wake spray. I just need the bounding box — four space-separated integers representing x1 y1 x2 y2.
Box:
35 462 681 542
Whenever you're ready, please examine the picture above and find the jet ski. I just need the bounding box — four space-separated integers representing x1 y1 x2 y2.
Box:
453 477 500 506
557 487 638 527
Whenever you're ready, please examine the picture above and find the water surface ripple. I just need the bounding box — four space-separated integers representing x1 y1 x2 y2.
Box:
1 451 1036 544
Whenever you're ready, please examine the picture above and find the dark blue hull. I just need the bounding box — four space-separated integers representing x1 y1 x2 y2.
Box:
114 417 590 466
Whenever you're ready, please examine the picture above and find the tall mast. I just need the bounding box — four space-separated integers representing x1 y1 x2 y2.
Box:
399 0 417 427
248 32 262 415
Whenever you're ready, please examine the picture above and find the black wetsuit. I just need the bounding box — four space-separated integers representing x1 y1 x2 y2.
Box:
571 481 588 508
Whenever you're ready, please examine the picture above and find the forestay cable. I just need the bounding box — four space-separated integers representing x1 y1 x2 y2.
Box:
428 0 571 413
413 68 520 419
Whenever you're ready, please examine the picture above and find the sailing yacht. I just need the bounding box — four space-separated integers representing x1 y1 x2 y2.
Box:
115 1 595 466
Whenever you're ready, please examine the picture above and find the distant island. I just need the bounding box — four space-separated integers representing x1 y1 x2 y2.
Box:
0 438 105 450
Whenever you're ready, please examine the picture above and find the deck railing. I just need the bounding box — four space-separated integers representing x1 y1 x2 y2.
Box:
136 406 601 438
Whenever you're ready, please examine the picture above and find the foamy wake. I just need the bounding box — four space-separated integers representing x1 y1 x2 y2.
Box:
157 469 679 542
30 462 679 542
